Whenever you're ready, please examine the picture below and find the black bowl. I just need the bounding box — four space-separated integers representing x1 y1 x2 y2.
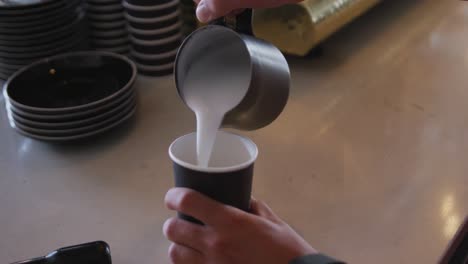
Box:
124 0 173 6
131 38 181 54
131 48 177 65
86 10 124 22
130 27 180 41
85 3 123 14
123 0 179 19
138 67 173 77
130 32 181 49
90 32 128 44
135 61 173 76
132 55 176 65
89 19 127 30
125 12 180 30
91 45 130 55
4 51 137 114
90 28 128 39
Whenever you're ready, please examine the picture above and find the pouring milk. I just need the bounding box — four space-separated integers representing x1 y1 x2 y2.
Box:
182 43 251 168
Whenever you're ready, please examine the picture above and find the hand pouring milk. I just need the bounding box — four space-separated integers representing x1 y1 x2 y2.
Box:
182 42 251 167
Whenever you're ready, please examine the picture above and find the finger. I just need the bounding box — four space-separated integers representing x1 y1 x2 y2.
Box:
165 188 230 226
196 0 303 23
163 217 207 252
250 197 283 224
195 0 215 23
168 243 203 264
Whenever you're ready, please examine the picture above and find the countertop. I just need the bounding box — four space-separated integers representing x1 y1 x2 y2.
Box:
1 1 467 263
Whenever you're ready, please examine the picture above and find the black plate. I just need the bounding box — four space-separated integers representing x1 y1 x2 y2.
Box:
7 86 135 120
9 99 136 136
0 0 81 27
10 105 136 141
0 70 10 80
0 67 16 79
0 0 57 9
0 12 84 42
0 0 81 22
0 26 87 53
0 40 89 79
8 92 136 129
0 30 88 59
4 51 137 114
0 8 79 35
0 0 66 16
0 38 88 67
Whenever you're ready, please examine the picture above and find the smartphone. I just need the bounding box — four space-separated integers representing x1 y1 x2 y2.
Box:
11 241 112 264
439 217 468 264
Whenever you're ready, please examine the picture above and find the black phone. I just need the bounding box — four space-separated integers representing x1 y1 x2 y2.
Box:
439 217 468 264
11 241 112 264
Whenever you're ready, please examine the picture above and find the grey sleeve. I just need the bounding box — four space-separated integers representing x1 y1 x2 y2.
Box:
289 254 346 264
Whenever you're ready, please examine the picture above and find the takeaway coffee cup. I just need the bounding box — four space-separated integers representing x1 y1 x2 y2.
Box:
168 131 258 224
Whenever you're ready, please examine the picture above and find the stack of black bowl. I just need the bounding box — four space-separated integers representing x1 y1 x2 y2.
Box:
86 0 129 54
180 0 197 37
0 0 88 81
3 52 137 142
124 0 183 77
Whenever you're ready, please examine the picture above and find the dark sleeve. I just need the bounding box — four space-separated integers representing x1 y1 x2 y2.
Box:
289 254 346 264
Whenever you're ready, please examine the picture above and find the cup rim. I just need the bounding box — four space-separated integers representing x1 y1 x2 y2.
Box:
169 131 258 173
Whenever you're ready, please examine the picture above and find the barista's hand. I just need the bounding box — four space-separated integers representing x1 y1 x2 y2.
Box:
163 188 317 264
193 0 302 23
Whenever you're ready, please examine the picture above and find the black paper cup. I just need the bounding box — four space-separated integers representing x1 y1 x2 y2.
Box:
168 131 258 224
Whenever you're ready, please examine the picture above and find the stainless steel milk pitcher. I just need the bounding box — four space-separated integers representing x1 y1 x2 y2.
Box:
175 9 290 131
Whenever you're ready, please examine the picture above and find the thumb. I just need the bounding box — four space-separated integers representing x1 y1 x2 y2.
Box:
196 0 214 23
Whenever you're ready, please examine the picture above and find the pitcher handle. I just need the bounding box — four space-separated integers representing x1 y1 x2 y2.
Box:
210 9 253 35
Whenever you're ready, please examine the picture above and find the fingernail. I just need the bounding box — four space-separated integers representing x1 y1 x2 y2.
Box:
196 0 212 23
